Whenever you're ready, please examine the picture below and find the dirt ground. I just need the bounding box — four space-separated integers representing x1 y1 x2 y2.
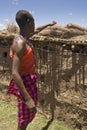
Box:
55 80 87 130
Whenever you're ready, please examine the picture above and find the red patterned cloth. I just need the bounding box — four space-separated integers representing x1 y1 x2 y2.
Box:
7 73 38 126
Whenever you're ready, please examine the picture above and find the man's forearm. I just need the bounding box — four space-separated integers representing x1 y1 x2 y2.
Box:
12 73 31 101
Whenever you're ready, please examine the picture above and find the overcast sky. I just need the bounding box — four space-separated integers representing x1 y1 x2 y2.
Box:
0 0 87 30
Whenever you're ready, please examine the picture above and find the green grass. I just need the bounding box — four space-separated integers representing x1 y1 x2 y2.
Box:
0 101 73 130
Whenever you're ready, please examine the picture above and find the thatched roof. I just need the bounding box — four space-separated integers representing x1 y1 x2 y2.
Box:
0 21 87 45
30 21 87 45
0 29 16 45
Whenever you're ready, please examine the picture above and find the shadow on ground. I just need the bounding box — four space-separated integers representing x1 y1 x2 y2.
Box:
41 118 54 130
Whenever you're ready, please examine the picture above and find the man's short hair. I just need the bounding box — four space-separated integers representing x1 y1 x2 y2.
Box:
15 10 34 28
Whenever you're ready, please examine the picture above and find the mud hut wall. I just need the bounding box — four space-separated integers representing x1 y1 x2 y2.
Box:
0 44 11 80
32 41 87 117
0 41 87 96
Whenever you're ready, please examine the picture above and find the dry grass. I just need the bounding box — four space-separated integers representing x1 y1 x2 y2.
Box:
0 101 73 130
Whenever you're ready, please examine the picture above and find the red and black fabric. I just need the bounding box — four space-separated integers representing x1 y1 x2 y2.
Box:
7 73 38 126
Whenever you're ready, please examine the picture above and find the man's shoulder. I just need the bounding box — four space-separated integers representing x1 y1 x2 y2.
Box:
14 35 25 44
12 35 26 53
12 35 26 47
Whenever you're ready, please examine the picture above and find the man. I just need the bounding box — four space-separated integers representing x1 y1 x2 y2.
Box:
7 10 37 130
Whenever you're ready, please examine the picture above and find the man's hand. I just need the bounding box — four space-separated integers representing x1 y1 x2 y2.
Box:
25 98 36 109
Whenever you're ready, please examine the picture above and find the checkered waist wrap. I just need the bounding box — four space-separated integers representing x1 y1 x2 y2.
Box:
7 73 38 126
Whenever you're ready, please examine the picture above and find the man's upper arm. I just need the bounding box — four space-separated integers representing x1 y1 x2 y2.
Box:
11 37 26 73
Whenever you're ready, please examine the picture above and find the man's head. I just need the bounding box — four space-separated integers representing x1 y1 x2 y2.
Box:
16 10 34 28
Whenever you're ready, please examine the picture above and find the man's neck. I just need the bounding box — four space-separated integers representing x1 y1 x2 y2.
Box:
20 31 29 39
